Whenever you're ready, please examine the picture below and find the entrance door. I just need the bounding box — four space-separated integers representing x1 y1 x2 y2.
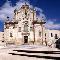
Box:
24 36 28 43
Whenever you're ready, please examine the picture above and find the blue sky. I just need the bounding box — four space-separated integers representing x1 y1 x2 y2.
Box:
0 0 60 31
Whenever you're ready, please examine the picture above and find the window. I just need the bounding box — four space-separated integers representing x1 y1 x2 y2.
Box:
45 33 46 37
39 32 41 37
24 24 28 32
10 33 13 37
25 10 27 16
18 27 21 32
30 27 33 31
51 33 53 37
23 18 24 20
2 41 4 42
28 14 30 16
27 18 28 20
55 34 58 39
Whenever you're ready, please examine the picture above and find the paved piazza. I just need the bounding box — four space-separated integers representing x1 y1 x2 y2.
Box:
0 45 60 60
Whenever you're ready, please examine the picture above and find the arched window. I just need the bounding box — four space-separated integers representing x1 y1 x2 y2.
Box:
24 24 28 32
10 33 13 37
45 33 46 37
55 34 58 39
51 33 53 37
18 27 21 32
39 32 41 37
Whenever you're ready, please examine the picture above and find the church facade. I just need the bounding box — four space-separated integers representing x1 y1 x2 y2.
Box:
0 4 60 46
4 4 46 45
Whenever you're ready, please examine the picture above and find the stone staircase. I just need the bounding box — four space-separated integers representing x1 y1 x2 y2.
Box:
9 49 60 60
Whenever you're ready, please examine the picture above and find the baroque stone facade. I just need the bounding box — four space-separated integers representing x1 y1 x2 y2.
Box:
0 4 60 46
4 4 46 45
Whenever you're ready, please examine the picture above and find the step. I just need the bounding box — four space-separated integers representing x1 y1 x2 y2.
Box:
13 49 60 54
9 52 60 60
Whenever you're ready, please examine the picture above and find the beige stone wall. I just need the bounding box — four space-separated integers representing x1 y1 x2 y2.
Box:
0 32 4 41
45 29 60 47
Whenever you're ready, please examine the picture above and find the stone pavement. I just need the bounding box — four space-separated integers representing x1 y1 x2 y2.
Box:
0 45 60 60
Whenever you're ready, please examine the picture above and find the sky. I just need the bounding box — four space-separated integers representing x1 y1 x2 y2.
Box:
0 0 60 31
